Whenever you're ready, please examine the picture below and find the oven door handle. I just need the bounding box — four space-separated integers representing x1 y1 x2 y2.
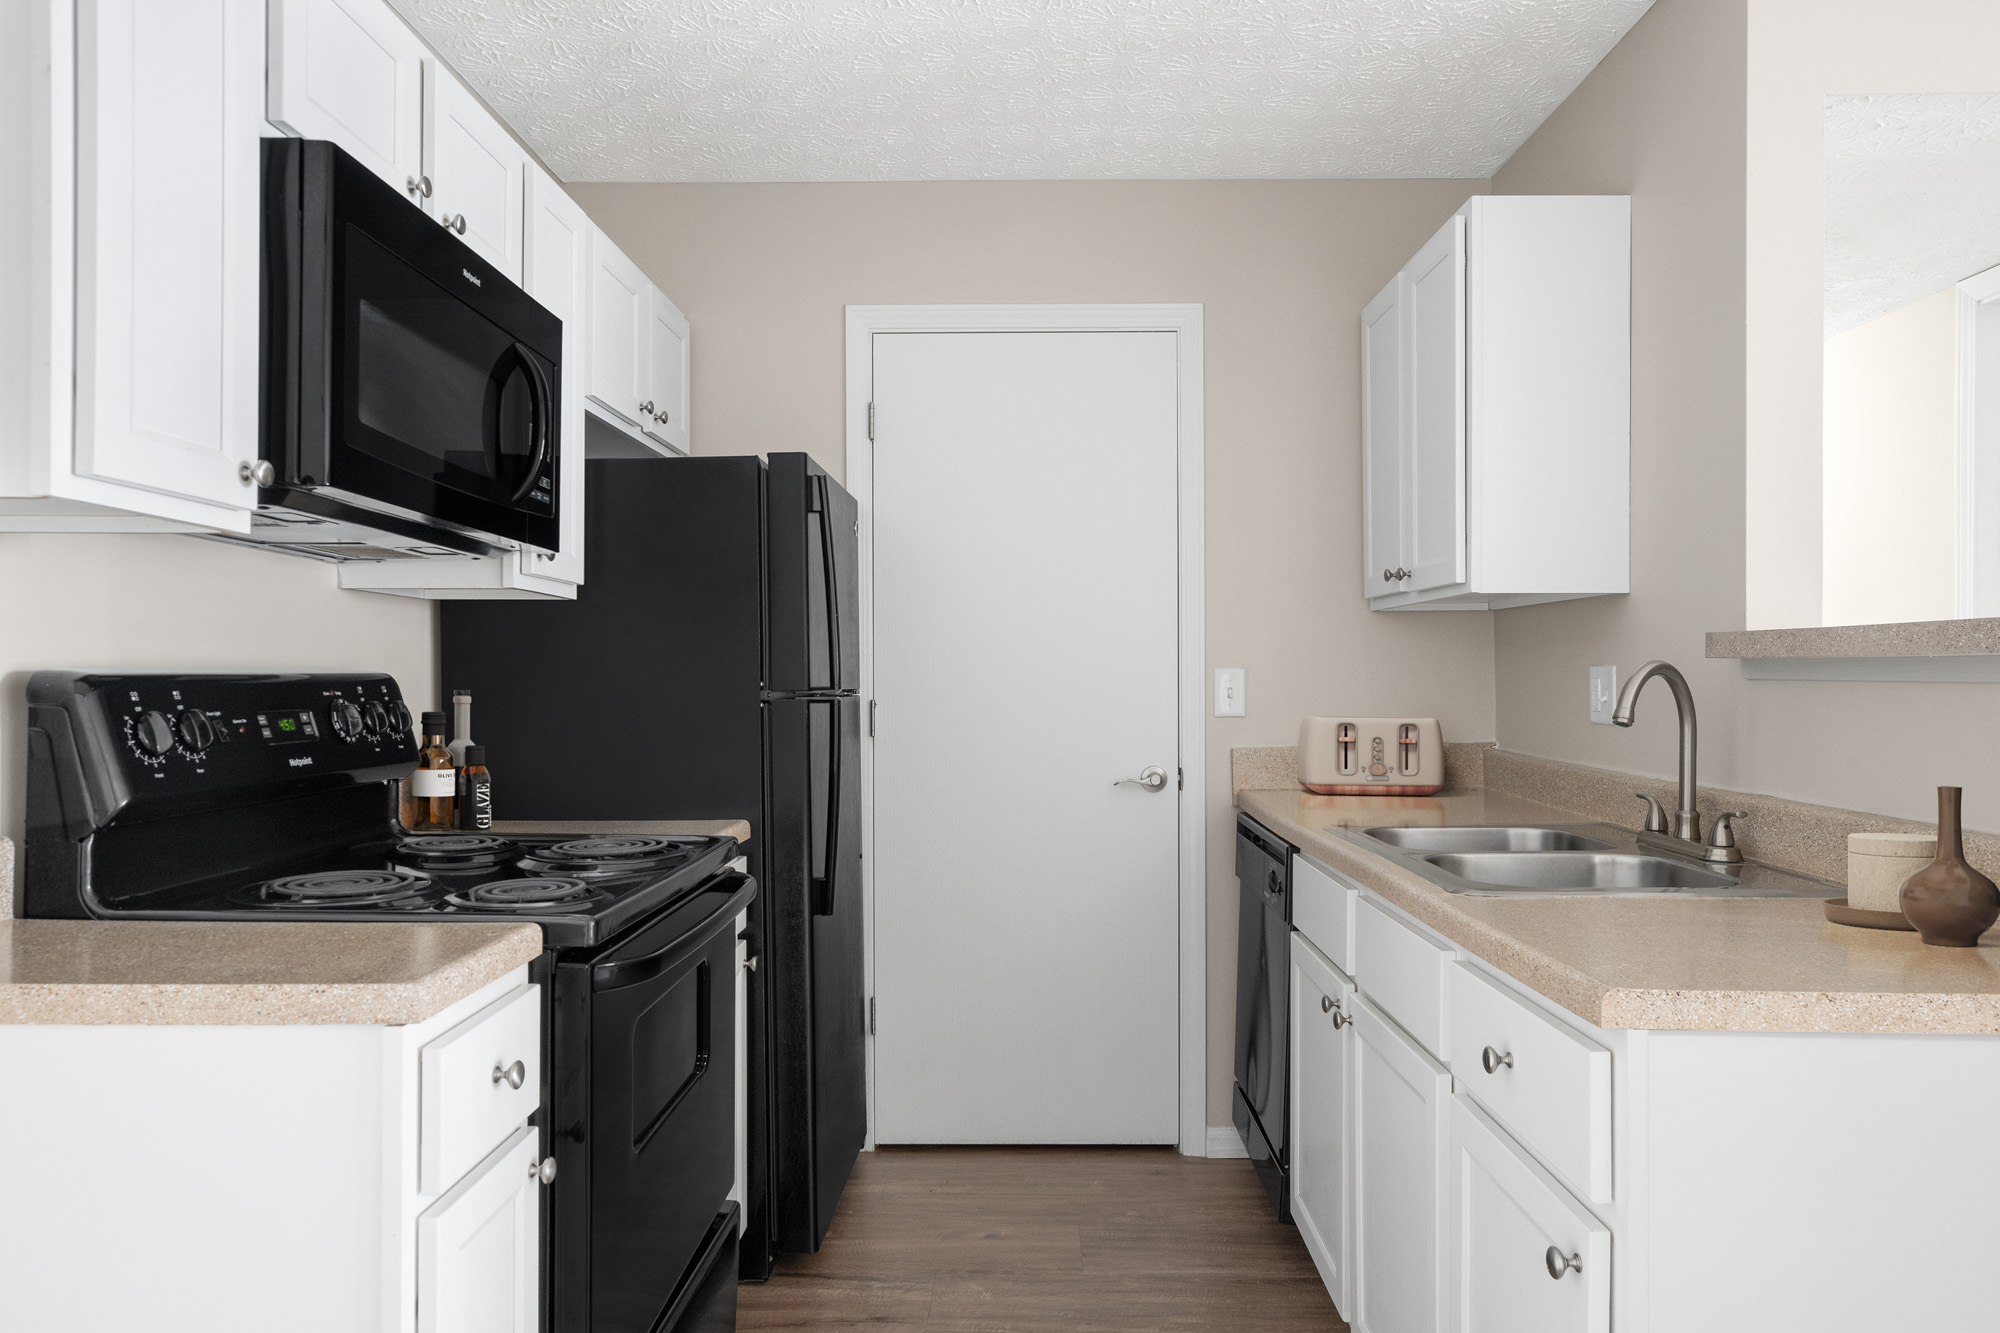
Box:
590 875 758 993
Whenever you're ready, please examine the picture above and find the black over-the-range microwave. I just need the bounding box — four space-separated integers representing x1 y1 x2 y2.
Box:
247 137 562 560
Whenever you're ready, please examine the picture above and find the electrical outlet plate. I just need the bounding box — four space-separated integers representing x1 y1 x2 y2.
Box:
1214 667 1246 718
1589 665 1618 724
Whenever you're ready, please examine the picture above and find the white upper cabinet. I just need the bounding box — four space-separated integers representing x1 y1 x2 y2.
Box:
68 0 264 527
422 60 524 280
642 286 691 455
587 232 648 431
266 0 424 198
1362 195 1630 610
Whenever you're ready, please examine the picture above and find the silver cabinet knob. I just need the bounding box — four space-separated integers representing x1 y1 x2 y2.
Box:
406 174 432 199
1320 994 1335 1013
532 1156 557 1185
640 401 656 418
1331 1008 1350 1029
1113 765 1169 793
1546 1246 1581 1279
1481 1045 1514 1074
238 459 275 487
448 213 467 234
493 1059 526 1089
1383 568 1395 583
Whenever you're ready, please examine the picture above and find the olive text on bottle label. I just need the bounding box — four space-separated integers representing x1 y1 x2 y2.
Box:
412 767 456 797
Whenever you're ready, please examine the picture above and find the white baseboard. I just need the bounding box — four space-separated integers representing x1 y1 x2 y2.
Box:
1205 1124 1248 1159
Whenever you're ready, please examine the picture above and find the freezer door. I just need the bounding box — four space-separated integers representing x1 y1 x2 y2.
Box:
767 453 859 695
765 695 867 1253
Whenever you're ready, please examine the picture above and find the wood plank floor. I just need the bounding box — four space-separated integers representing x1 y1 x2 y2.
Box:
739 1147 1350 1332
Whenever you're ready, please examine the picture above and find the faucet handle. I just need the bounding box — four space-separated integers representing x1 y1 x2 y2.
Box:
1708 811 1748 848
1634 792 1670 834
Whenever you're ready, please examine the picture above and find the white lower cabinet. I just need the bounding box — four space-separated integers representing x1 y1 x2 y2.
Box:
1290 931 1355 1316
1444 1094 1609 1333
1351 994 1450 1333
419 1125 541 1333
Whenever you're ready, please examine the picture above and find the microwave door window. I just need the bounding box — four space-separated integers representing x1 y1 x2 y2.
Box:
343 226 547 507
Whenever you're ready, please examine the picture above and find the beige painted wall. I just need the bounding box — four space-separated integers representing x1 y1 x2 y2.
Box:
569 179 1499 1126
1745 0 2000 627
0 534 437 850
1822 286 1957 627
1491 0 2000 832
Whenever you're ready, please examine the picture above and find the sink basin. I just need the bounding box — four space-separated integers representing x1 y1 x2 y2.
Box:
1424 851 1740 891
1365 826 1616 854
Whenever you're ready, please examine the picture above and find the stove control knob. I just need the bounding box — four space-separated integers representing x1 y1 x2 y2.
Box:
131 710 174 758
390 700 413 737
330 700 365 742
174 709 216 754
362 701 391 738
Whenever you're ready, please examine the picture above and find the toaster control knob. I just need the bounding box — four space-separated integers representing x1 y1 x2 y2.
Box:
174 709 216 754
363 701 391 738
330 700 365 742
131 710 175 758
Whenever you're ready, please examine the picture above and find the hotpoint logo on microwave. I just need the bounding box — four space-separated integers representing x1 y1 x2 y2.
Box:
287 756 314 768
463 269 482 287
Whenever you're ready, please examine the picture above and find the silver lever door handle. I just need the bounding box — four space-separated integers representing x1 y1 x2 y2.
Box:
1113 765 1169 793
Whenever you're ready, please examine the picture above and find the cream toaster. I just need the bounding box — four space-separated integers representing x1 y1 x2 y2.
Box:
1299 716 1445 795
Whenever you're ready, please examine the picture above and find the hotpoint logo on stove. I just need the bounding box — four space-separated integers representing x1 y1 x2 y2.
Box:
288 756 314 767
463 269 482 287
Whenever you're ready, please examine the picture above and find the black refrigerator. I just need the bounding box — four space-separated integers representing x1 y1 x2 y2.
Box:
440 453 866 1281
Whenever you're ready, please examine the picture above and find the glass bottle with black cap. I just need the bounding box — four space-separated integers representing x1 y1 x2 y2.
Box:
401 711 457 832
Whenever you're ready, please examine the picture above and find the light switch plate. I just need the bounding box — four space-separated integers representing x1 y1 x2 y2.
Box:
1589 665 1618 724
1214 667 1246 718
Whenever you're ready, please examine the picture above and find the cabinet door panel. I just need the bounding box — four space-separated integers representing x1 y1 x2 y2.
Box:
642 286 691 455
1446 1095 1609 1333
1361 276 1407 598
1352 995 1450 1333
418 1125 540 1333
73 0 261 522
520 167 589 585
267 0 423 195
1292 932 1355 1318
423 60 523 280
1405 214 1466 593
587 233 647 432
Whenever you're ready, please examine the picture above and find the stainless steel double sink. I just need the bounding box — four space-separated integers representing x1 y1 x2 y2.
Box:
1340 824 1833 897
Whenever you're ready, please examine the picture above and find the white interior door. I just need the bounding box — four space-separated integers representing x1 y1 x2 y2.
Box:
872 329 1181 1144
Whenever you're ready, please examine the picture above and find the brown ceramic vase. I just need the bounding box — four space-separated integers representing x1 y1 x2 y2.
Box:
1898 786 2000 947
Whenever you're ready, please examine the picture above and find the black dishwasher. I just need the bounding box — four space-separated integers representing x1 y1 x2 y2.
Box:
1233 813 1295 1222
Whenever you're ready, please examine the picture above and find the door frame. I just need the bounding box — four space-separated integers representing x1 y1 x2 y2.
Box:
844 304 1207 1155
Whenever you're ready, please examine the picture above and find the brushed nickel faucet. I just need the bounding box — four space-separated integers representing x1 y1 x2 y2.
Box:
1612 660 1744 865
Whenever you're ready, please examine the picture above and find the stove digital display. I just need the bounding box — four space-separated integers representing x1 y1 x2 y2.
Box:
255 710 320 744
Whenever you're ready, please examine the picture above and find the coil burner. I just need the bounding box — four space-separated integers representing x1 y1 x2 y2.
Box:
518 835 699 877
246 869 437 909
442 877 610 913
394 833 520 872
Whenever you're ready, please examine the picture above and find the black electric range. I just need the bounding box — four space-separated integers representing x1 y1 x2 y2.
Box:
22 671 750 1333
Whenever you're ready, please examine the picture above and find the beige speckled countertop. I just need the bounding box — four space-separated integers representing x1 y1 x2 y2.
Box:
1239 787 2000 1036
491 818 752 842
0 921 543 1025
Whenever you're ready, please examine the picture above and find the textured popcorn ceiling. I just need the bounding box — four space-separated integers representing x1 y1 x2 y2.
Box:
1825 93 2000 336
389 0 1655 183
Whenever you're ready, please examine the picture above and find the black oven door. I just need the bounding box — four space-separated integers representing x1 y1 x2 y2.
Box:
550 874 755 1333
263 139 563 552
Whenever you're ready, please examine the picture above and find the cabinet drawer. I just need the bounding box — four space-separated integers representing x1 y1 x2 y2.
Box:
421 984 541 1194
1448 963 1610 1204
1446 1094 1609 1333
1292 854 1355 975
1354 895 1453 1059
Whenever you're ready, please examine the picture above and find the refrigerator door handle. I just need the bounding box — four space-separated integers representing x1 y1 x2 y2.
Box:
814 475 844 694
812 698 842 917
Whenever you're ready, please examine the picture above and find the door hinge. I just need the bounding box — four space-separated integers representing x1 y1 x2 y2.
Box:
868 699 876 737
1178 767 1184 791
867 402 874 441
868 996 876 1036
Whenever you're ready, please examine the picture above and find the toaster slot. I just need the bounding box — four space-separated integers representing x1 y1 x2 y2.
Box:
1399 722 1420 776
1336 722 1358 775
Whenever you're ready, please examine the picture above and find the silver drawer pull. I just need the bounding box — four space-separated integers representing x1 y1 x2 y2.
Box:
532 1156 557 1184
1321 995 1335 1013
1481 1045 1514 1074
1331 1008 1350 1029
1546 1246 1581 1279
493 1059 526 1089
